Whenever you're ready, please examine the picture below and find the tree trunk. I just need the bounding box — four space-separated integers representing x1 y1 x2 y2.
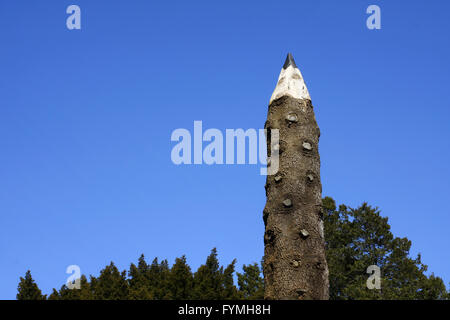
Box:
263 54 329 300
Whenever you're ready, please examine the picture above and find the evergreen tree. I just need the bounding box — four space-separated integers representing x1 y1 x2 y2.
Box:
90 262 129 300
192 248 224 299
145 257 171 299
18 197 450 300
323 197 449 300
418 274 449 300
167 255 193 299
237 263 264 299
128 255 153 300
221 259 241 299
191 248 240 299
48 275 93 300
159 259 172 299
17 270 45 300
48 288 61 300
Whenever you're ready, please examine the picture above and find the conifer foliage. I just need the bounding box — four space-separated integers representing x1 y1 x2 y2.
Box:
17 198 449 300
322 197 449 300
43 248 261 300
16 270 45 300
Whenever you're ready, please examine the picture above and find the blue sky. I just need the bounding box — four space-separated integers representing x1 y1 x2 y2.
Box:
1 0 449 299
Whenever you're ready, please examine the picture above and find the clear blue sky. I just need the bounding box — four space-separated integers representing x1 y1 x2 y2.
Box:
1 0 449 299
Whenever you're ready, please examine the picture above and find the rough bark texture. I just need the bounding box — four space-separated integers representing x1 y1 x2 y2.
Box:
263 95 329 300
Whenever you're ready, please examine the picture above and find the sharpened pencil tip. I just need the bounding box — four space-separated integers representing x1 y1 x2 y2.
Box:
269 53 310 104
283 53 297 70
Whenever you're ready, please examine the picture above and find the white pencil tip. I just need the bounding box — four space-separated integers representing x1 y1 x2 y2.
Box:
270 53 311 104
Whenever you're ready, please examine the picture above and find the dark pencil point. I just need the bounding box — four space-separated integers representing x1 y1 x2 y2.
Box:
282 53 297 69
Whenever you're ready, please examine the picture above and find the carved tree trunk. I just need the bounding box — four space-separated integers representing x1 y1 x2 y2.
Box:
263 54 329 300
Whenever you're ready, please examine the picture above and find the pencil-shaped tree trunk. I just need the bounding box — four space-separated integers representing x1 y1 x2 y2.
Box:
263 53 329 300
